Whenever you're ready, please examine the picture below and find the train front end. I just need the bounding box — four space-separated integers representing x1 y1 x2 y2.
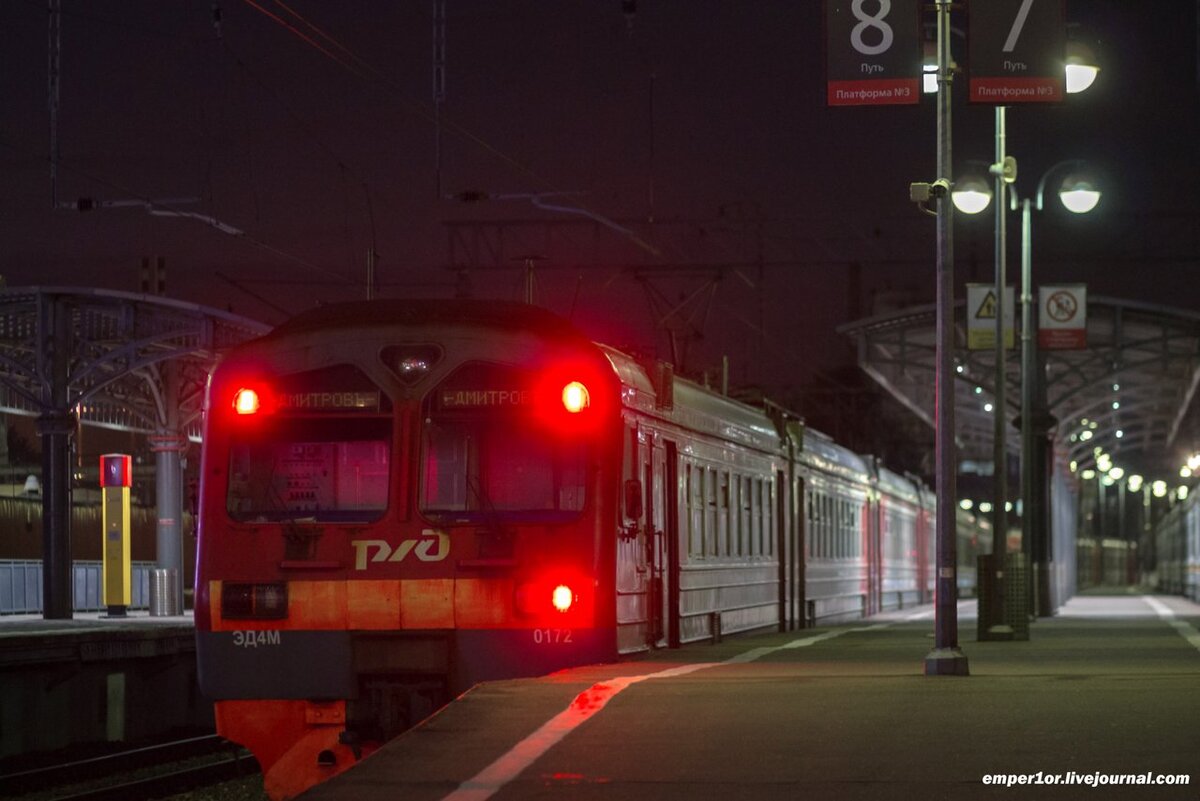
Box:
194 302 622 800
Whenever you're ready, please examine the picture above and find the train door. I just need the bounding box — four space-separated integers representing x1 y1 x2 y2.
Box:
866 493 883 616
794 473 807 629
645 436 677 648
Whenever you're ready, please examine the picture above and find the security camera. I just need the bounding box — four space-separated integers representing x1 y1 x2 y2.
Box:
909 180 949 203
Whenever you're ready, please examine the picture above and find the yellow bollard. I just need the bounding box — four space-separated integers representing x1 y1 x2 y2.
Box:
100 454 132 618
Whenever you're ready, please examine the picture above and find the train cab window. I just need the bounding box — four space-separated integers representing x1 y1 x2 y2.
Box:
227 417 391 523
224 364 393 523
419 362 588 523
420 419 585 522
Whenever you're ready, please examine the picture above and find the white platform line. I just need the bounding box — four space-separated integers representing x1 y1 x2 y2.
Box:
1142 595 1200 653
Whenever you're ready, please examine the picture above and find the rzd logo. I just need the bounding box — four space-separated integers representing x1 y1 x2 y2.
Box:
352 530 449 570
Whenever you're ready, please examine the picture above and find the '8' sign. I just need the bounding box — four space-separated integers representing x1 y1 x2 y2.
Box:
825 0 920 106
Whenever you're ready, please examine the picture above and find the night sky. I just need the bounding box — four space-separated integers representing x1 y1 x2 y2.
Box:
2 2 1198 422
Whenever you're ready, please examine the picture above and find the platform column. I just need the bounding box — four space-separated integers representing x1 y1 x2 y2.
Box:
38 410 76 619
151 429 188 614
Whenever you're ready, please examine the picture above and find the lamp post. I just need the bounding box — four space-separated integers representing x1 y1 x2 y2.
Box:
1014 161 1101 614
923 0 969 677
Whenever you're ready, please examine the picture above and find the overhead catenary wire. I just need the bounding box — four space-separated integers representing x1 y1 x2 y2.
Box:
240 0 666 261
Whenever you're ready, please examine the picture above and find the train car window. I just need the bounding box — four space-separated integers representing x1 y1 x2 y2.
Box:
734 474 744 556
227 417 391 523
700 470 710 556
840 500 848 559
768 482 777 556
687 464 701 558
719 471 730 558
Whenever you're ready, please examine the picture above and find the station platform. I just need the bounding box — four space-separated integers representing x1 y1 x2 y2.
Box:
0 610 209 760
0 610 195 667
298 594 1200 801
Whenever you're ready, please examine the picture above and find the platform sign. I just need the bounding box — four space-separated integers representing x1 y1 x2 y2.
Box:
1039 284 1087 349
968 0 1065 103
967 284 1015 350
825 0 921 106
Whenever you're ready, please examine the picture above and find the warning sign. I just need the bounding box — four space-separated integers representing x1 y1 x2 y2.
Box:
967 284 1015 351
1039 284 1087 349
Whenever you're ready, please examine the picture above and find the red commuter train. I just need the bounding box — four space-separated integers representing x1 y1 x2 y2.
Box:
195 299 979 799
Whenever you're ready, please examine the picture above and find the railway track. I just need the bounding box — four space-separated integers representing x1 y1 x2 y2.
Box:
0 734 260 801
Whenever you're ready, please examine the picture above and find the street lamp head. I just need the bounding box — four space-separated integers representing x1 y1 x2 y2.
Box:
951 172 992 214
1065 41 1100 94
1058 173 1101 214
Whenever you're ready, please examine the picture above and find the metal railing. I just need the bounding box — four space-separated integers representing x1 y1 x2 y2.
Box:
0 560 157 614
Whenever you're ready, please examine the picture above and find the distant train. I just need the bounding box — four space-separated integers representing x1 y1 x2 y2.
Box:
194 300 990 800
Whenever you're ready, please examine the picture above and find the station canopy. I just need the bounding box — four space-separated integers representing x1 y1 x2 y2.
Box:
839 296 1200 483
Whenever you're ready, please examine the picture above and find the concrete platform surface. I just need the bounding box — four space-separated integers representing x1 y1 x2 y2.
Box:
300 595 1200 801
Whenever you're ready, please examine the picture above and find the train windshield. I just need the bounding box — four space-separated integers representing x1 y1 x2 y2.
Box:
420 361 587 523
225 365 392 523
227 417 391 523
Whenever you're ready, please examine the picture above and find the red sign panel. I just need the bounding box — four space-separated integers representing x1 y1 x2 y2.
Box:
1038 284 1087 350
968 0 1065 103
825 0 921 106
100 454 132 488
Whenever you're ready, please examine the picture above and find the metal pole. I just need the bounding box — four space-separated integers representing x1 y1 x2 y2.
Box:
924 0 968 676
986 106 1014 639
1019 197 1036 611
992 106 1008 556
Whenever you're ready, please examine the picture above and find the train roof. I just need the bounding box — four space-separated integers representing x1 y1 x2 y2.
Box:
257 299 594 347
600 345 785 453
797 427 871 482
873 463 922 505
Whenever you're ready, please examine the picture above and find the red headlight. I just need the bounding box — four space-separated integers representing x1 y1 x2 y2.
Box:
551 584 575 613
233 387 262 415
561 382 590 413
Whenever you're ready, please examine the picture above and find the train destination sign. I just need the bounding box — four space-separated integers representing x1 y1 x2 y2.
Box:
440 388 532 409
968 0 1065 103
824 0 921 106
278 390 381 412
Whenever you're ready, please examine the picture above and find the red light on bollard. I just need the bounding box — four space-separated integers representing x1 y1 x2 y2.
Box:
100 454 132 488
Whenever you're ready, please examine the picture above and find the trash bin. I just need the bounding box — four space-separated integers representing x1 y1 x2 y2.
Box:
149 568 181 616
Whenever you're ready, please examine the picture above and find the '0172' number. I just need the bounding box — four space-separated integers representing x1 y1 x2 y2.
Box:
532 628 572 644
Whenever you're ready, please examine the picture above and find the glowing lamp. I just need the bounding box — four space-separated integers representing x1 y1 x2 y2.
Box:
951 173 992 215
1058 174 1101 214
551 584 575 613
562 381 590 413
1065 41 1100 94
233 387 262 415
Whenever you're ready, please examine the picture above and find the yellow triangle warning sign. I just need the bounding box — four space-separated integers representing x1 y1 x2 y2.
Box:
974 290 997 319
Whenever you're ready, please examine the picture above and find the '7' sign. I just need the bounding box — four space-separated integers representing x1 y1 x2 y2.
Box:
968 0 1065 103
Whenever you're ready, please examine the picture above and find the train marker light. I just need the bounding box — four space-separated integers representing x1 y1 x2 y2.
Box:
552 584 575 613
562 381 590 413
233 387 262 415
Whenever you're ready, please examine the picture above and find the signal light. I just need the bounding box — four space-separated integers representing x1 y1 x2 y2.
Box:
551 584 575 613
233 387 262 415
561 381 589 413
